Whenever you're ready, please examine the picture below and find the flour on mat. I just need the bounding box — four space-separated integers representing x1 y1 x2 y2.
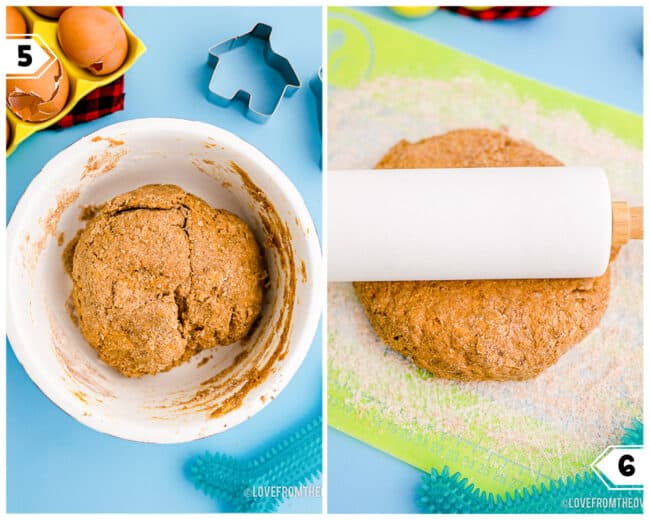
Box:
328 75 642 477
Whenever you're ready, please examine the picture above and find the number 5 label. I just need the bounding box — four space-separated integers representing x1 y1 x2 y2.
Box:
592 445 644 490
4 35 57 78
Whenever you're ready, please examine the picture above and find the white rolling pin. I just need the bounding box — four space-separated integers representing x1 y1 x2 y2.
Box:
328 167 643 282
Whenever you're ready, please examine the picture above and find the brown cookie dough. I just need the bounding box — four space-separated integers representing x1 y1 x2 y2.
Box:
354 129 614 381
65 184 266 377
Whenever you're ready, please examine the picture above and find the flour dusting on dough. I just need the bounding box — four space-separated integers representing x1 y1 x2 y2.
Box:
328 75 642 480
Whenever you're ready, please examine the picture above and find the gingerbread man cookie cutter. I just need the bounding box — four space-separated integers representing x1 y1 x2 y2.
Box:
206 23 301 123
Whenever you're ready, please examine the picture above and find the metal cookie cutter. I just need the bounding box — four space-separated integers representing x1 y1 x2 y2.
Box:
207 23 301 123
310 67 323 135
310 67 323 167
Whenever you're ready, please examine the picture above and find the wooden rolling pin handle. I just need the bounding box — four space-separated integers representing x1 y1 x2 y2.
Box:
630 206 644 239
612 202 644 247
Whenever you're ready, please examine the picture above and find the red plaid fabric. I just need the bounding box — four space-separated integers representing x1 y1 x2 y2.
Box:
54 6 126 128
442 6 550 20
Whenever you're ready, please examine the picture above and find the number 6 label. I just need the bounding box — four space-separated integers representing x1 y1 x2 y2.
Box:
4 34 57 78
592 445 644 490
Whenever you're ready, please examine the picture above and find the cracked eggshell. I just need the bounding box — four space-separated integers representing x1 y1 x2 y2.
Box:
31 6 69 19
57 6 128 76
7 60 70 122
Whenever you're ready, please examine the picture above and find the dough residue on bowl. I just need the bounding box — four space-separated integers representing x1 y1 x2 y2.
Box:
64 183 266 377
165 160 298 420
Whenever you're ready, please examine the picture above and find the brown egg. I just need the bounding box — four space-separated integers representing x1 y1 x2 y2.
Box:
7 7 27 34
7 59 69 122
57 7 128 76
31 6 69 19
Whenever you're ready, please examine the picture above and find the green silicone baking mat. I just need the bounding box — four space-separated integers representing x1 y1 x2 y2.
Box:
327 7 642 497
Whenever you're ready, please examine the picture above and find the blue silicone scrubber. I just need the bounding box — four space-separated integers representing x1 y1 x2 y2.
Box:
189 416 322 512
416 419 643 514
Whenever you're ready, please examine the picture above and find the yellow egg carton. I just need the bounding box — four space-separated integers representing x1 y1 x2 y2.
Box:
6 6 146 156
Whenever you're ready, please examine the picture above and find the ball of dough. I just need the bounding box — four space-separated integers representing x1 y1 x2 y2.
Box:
354 129 614 381
67 184 266 377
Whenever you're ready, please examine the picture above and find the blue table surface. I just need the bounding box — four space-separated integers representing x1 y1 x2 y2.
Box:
6 6 322 514
327 5 643 514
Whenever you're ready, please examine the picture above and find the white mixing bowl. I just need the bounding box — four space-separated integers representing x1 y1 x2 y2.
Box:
7 118 321 443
